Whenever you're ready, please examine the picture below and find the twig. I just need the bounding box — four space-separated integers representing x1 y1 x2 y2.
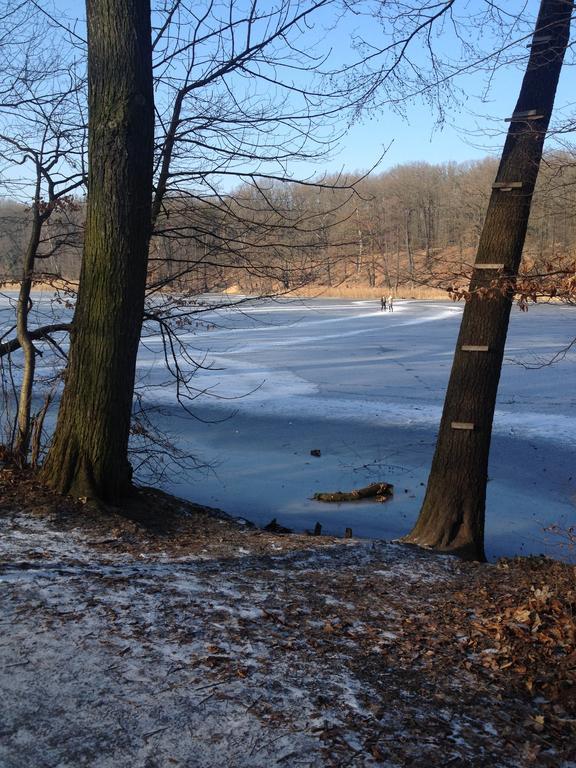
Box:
193 679 229 692
143 726 170 742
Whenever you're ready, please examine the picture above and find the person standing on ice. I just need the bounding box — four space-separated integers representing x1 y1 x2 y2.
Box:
380 296 387 311
387 295 394 312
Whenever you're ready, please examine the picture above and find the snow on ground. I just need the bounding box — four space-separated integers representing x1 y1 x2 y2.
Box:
1 494 574 768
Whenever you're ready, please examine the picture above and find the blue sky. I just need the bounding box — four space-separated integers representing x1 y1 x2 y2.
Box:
303 0 575 176
323 49 574 176
13 0 576 187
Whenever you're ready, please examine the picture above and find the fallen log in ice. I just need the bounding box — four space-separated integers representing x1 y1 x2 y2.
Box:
313 482 393 503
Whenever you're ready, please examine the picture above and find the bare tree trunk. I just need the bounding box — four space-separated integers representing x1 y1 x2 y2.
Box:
423 201 435 269
356 207 363 274
404 208 414 282
13 159 50 462
41 0 154 501
395 225 401 292
404 0 572 560
30 386 55 469
423 206 432 268
369 254 376 287
13 204 42 461
381 230 391 288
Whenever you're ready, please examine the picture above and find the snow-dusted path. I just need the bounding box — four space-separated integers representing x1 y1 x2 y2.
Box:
1 499 573 768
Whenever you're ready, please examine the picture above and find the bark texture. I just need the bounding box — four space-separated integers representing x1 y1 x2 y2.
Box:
41 0 154 500
14 200 43 461
404 0 572 560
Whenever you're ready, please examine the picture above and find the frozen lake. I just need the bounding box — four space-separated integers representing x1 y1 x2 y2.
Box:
2 292 575 560
136 296 576 561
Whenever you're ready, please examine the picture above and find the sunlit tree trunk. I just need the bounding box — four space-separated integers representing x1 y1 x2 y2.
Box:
42 0 154 501
404 0 572 560
13 181 43 461
404 208 414 281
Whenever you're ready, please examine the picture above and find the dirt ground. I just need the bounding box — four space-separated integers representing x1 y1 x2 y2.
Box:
0 467 574 767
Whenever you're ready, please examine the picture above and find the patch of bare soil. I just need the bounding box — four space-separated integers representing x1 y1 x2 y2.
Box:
0 468 574 767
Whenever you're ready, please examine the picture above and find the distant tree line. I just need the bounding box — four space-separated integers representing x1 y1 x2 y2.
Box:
2 153 575 295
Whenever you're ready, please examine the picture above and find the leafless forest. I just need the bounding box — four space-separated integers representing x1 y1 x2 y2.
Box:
2 155 576 296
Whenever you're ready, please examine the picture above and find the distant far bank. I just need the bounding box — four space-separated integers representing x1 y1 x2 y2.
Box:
4 279 568 305
222 281 451 301
1 278 451 302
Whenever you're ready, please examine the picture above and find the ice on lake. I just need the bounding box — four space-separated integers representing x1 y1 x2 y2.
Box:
2 291 575 560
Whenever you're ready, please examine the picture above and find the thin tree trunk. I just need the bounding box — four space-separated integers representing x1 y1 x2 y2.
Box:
13 161 49 462
423 205 432 268
395 225 401 292
13 202 42 461
30 386 55 469
404 0 572 560
538 203 547 260
405 208 414 282
356 208 363 274
381 229 391 288
41 0 154 501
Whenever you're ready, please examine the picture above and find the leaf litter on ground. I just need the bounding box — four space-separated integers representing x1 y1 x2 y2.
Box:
0 467 574 767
